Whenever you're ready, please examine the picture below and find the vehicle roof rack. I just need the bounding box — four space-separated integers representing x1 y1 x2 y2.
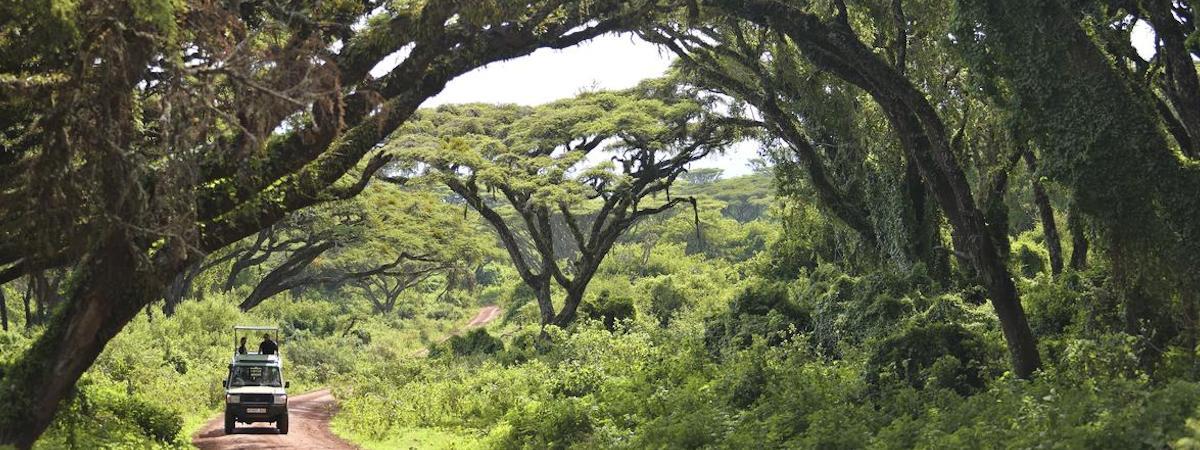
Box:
232 353 282 365
234 325 280 332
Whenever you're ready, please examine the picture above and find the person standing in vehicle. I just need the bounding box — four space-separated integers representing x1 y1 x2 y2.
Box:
258 333 278 355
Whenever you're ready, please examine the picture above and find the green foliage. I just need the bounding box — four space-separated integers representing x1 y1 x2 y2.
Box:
703 281 809 357
646 277 687 327
486 398 593 450
579 289 635 331
1011 232 1049 278
865 323 991 395
435 329 505 358
108 395 183 443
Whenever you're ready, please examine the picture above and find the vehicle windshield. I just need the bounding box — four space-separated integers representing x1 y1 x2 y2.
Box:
229 365 282 388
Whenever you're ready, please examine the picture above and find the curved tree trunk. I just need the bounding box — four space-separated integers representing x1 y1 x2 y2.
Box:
554 288 586 328
534 282 555 326
239 241 334 311
0 236 182 449
162 261 203 316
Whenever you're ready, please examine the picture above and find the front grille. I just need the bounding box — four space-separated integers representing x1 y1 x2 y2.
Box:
242 394 273 404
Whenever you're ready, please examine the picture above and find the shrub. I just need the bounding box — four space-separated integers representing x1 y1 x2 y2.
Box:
865 323 990 395
646 276 687 327
435 328 504 357
108 395 183 443
487 398 594 450
1012 240 1048 278
704 281 809 356
579 289 635 330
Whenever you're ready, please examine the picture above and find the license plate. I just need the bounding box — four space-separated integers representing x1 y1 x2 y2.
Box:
247 408 266 414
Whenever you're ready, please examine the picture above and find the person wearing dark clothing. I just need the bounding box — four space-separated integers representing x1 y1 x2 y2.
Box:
259 333 278 355
237 337 248 355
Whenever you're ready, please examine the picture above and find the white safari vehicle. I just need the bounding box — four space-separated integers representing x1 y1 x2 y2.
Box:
223 326 289 434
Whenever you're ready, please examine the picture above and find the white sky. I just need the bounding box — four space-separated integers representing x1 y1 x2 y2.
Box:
421 34 673 107
402 27 1161 179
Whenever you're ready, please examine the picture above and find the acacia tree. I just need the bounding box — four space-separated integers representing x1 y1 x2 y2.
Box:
957 0 1200 354
667 0 1042 377
234 186 487 312
392 84 744 326
643 19 960 278
0 0 665 445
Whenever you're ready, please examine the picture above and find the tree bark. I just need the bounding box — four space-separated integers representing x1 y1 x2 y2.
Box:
1140 0 1200 158
1023 151 1063 275
534 282 555 326
906 160 949 280
223 230 271 292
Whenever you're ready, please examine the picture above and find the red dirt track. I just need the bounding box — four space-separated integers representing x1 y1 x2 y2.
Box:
193 389 355 450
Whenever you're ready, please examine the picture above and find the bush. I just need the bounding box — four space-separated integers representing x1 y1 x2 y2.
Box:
1012 239 1048 279
108 395 183 443
487 398 594 450
865 323 990 395
435 328 504 357
704 281 809 356
646 276 687 327
579 289 635 330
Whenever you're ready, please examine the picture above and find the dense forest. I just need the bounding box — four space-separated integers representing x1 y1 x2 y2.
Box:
2 0 1199 448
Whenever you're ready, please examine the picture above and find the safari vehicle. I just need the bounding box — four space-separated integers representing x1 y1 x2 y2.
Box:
223 326 290 434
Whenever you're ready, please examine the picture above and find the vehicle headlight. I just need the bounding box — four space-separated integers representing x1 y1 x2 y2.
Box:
227 395 240 404
273 394 287 404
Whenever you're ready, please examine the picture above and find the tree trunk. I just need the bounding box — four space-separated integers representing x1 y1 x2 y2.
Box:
162 261 202 316
21 282 33 329
554 287 587 327
1068 206 1089 270
0 288 8 332
238 241 333 311
961 0 1200 348
1024 152 1063 275
534 282 556 326
982 161 1013 260
0 236 177 449
906 160 949 280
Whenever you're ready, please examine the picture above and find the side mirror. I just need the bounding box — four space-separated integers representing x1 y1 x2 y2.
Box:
222 380 227 388
285 381 290 388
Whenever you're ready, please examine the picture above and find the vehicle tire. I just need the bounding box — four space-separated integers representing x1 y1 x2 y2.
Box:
277 413 289 434
224 411 236 435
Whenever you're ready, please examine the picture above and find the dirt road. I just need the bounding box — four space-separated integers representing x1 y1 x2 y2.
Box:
193 305 503 449
465 305 502 327
193 389 353 450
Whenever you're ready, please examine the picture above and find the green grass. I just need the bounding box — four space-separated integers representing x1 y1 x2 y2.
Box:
332 426 483 450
